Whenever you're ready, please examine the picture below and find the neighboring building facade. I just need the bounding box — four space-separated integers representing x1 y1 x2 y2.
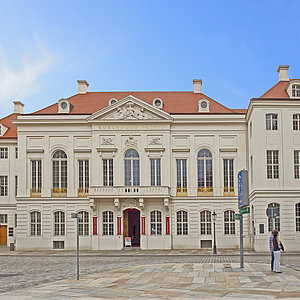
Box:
0 65 299 252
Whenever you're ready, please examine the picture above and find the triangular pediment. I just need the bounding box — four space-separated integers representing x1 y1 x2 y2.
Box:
87 95 173 121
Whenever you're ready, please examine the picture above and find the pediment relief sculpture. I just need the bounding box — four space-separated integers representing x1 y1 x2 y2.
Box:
125 136 138 148
101 137 114 145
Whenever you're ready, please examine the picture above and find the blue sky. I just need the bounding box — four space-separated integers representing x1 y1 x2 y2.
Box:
0 0 299 118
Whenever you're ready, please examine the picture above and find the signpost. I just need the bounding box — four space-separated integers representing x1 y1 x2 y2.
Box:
71 212 82 280
235 213 242 220
240 207 250 214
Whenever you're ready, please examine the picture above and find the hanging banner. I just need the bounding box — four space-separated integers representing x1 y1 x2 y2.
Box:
93 217 97 235
166 216 170 235
117 216 122 235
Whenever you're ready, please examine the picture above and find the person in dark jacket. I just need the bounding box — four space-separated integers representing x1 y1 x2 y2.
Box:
269 229 276 270
272 231 282 273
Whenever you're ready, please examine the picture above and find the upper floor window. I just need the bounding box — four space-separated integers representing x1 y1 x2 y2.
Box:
292 84 300 98
293 114 300 130
103 211 114 235
267 150 279 179
0 176 8 196
176 210 188 235
103 159 113 186
224 210 235 235
78 211 89 236
150 210 162 235
250 121 252 138
15 147 18 159
296 203 300 232
294 151 300 179
30 211 41 236
78 160 89 196
54 211 65 236
176 159 187 196
224 159 234 194
31 160 42 196
200 210 211 235
268 203 280 232
150 159 161 186
124 149 140 186
266 114 278 130
52 150 67 190
0 214 7 223
197 149 213 193
0 147 8 159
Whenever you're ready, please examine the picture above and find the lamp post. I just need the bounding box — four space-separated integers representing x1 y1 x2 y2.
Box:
212 211 217 255
71 212 82 280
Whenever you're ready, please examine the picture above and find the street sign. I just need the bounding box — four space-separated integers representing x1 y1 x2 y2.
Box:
238 170 249 208
235 213 242 220
266 207 279 218
240 207 250 214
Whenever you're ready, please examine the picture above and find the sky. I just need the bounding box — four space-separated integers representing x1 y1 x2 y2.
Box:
0 0 299 118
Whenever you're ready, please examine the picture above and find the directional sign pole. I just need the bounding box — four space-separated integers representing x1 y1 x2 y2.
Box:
239 209 244 269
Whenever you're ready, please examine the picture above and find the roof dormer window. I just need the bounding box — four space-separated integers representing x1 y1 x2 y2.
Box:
153 98 163 109
198 99 210 112
109 98 117 106
58 98 71 113
292 85 300 98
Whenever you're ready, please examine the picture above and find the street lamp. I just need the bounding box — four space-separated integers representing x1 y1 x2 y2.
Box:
212 211 217 255
71 212 82 280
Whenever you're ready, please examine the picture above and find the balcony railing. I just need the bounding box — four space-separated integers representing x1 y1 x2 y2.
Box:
176 187 187 196
78 188 89 197
197 187 213 196
223 187 235 196
30 188 41 197
51 188 67 197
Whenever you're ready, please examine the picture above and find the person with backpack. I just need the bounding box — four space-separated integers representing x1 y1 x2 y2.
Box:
272 230 284 273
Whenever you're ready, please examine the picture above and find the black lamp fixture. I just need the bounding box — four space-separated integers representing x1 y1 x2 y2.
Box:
212 211 217 254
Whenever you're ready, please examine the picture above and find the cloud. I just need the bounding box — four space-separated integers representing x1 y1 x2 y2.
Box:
0 43 56 108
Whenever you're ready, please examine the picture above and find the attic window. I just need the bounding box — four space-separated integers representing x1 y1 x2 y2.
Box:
292 85 300 98
60 102 67 109
153 98 163 108
109 98 117 106
198 99 210 112
58 98 70 113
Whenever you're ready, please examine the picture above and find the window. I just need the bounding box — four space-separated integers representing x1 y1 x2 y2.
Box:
266 114 278 130
200 210 211 235
103 159 113 186
0 147 8 159
224 210 235 235
31 160 42 196
52 150 67 193
293 114 300 130
268 203 280 232
109 98 117 105
78 211 89 236
30 211 41 236
15 176 18 196
153 98 163 108
250 156 253 184
296 203 300 232
124 149 140 186
103 211 114 235
15 214 17 228
53 241 64 249
197 149 213 193
78 160 89 196
54 211 65 236
8 227 13 237
267 150 279 179
150 159 161 186
176 210 188 235
15 147 18 159
292 85 300 97
0 176 8 196
176 159 187 195
250 121 252 138
150 210 162 235
224 159 234 193
294 151 300 179
0 214 7 223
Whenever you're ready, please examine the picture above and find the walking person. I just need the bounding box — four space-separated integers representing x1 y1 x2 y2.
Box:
272 231 282 273
269 229 276 271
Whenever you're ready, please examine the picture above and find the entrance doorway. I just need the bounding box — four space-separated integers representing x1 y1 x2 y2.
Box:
0 225 7 245
123 209 140 247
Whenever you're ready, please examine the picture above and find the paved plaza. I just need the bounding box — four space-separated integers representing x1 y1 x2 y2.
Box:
0 249 300 299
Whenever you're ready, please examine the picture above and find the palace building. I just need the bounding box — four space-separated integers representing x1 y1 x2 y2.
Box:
0 65 300 252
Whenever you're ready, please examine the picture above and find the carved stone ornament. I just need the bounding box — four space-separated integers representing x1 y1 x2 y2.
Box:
125 136 138 148
103 101 159 120
123 198 139 210
149 137 161 145
101 137 113 145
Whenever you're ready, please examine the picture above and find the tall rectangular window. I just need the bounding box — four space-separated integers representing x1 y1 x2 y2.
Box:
15 147 18 159
15 176 18 196
293 114 300 130
266 114 278 130
294 151 300 179
103 159 113 186
250 156 253 184
0 176 8 196
176 159 187 194
79 160 89 189
267 150 279 179
0 147 8 159
223 159 234 193
150 159 161 186
31 160 42 191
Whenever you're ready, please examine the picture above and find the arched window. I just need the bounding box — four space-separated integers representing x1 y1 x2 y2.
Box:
150 210 162 235
78 211 89 236
296 203 300 232
30 211 41 236
200 210 211 235
268 203 280 232
54 211 65 236
224 210 235 235
197 149 213 193
103 211 114 235
177 211 188 235
124 149 140 186
52 150 67 195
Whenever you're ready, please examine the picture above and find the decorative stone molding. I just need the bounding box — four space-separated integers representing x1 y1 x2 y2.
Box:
114 198 120 209
89 199 95 211
139 198 144 208
101 137 114 145
125 136 138 148
123 198 139 210
219 148 237 152
26 149 44 153
149 137 161 145
74 149 92 153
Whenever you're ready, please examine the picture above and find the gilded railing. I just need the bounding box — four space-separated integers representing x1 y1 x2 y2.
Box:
78 188 89 197
30 188 41 197
176 187 187 196
51 188 67 197
197 187 213 196
223 187 235 195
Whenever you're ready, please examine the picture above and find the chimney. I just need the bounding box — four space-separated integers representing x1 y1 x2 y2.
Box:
277 65 289 81
77 80 89 94
13 101 24 114
193 79 202 93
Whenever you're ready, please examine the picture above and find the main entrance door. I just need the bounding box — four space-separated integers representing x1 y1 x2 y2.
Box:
123 209 140 247
0 225 7 245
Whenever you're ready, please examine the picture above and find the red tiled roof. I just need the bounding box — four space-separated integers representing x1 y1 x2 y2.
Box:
260 81 290 98
0 113 19 139
33 91 246 115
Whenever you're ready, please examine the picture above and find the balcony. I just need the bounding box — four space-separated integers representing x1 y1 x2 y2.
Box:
78 188 89 197
197 187 213 196
51 188 67 197
176 188 187 196
223 187 235 196
30 188 41 197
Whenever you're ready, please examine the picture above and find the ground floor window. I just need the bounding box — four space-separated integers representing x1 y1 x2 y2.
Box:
30 211 41 236
103 211 114 235
296 203 300 232
177 210 188 235
224 210 235 235
200 210 211 235
268 203 280 232
78 211 89 236
54 211 65 236
150 210 162 235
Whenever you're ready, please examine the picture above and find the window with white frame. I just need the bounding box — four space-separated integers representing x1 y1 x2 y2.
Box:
103 159 113 186
78 211 89 236
250 121 252 138
15 147 18 159
176 159 187 191
103 211 114 235
177 210 188 235
30 211 41 236
266 114 278 130
0 214 7 223
200 210 211 235
224 210 235 235
124 149 140 186
250 156 253 184
150 210 162 235
224 159 234 192
292 84 300 98
15 176 18 196
0 147 8 159
293 114 300 130
268 203 280 232
267 150 279 179
52 150 67 190
150 159 161 186
197 149 213 192
0 176 8 196
31 160 42 192
294 151 300 179
54 211 65 236
296 203 300 232
79 160 89 190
